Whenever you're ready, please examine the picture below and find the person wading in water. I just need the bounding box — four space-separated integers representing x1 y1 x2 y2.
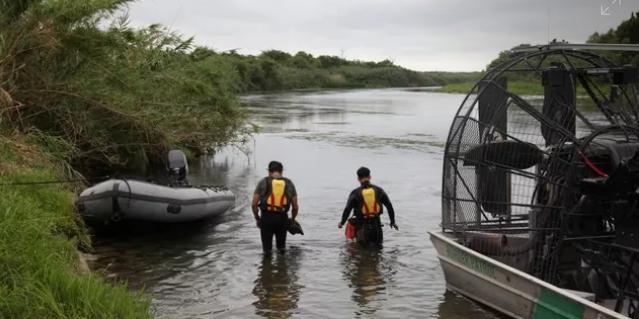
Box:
338 167 398 246
252 161 299 253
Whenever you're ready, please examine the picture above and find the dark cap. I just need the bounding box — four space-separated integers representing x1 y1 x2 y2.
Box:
268 161 283 173
357 166 371 178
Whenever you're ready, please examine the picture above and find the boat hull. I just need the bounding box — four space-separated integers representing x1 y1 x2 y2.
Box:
77 179 235 223
429 231 628 319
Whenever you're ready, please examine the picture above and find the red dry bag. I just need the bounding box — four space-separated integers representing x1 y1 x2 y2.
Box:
345 218 357 240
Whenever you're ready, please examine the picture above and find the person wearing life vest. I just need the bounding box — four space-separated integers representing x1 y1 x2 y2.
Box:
338 167 398 245
252 161 299 252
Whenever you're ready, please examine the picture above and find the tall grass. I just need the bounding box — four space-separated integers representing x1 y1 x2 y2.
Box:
0 0 247 176
0 137 151 318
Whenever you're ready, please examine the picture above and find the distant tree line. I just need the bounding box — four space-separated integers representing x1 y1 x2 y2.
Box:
190 48 479 92
587 11 639 66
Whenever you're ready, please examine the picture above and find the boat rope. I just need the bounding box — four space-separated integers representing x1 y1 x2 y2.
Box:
0 176 110 187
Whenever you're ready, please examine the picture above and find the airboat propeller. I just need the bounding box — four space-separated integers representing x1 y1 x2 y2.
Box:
441 43 639 317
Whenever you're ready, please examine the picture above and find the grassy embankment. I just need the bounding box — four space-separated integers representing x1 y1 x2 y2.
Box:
0 136 151 318
437 80 546 96
437 78 614 97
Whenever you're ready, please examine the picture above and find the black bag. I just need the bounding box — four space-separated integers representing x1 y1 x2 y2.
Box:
288 219 304 235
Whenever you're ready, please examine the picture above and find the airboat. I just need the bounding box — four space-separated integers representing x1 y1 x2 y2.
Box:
431 43 639 318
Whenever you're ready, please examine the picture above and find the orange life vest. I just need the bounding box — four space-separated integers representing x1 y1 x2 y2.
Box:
361 187 380 218
266 178 288 212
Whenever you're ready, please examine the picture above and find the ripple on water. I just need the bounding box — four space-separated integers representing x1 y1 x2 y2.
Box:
91 89 501 319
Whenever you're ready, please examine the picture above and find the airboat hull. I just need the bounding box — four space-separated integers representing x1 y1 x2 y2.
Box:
430 231 628 319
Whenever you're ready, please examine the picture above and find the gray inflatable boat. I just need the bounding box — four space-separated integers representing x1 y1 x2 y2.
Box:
77 179 235 223
76 150 235 224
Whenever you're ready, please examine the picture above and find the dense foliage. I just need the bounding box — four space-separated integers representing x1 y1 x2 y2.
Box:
587 11 639 66
195 49 479 92
0 0 247 176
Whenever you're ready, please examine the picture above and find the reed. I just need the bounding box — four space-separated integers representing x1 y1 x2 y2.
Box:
0 0 248 177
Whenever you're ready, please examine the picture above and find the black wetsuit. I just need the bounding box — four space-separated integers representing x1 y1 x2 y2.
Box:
255 176 297 252
340 183 395 246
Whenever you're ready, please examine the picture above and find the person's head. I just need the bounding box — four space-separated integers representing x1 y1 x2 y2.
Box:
357 166 371 184
268 161 284 176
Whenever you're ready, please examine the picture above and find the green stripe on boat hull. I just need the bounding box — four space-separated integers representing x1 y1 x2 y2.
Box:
430 231 628 319
533 288 585 319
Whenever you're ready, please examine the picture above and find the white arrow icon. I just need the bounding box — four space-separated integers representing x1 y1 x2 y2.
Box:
601 5 611 15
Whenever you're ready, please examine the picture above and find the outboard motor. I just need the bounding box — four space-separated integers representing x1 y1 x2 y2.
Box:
168 149 189 186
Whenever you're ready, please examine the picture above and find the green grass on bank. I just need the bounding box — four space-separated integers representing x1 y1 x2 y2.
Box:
437 80 545 96
0 139 151 319
436 81 476 94
437 80 602 96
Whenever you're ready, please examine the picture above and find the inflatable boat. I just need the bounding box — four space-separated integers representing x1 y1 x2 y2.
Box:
77 179 235 223
76 150 235 224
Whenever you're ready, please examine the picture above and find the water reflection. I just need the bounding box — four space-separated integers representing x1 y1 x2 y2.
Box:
341 243 395 316
90 219 222 290
252 249 304 318
88 89 490 318
434 291 504 319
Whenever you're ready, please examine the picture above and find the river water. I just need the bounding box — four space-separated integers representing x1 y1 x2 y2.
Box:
91 88 501 318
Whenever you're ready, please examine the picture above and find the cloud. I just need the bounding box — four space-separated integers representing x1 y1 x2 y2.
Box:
126 0 639 71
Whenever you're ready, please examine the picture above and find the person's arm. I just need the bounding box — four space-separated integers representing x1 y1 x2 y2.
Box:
291 197 299 221
252 179 265 228
380 188 398 230
339 192 355 228
252 193 261 228
289 180 299 221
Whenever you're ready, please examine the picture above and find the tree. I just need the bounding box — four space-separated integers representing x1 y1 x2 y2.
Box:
260 50 292 63
587 11 639 66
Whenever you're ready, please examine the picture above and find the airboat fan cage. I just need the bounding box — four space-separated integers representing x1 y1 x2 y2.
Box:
439 44 639 317
442 48 639 234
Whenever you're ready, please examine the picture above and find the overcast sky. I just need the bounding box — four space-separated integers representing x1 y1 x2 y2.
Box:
126 0 639 72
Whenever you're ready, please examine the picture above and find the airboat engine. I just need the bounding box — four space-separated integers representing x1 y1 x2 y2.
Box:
168 149 189 185
441 44 639 316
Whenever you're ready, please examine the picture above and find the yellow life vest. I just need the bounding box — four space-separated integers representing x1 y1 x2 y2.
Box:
266 178 288 212
361 187 380 217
